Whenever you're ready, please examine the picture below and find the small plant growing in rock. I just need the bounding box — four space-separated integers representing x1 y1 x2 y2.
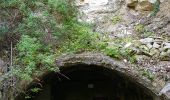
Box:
104 46 122 59
30 87 42 93
134 24 155 37
112 16 122 25
25 96 31 99
143 31 154 37
134 24 145 33
142 69 155 81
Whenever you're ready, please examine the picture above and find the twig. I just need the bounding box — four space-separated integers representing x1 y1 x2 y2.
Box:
57 72 70 80
10 42 13 67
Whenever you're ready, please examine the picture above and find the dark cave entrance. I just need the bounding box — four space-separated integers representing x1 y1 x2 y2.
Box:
16 64 155 100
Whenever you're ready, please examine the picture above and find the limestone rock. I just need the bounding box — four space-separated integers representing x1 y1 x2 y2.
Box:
163 43 170 49
135 55 150 63
160 51 170 61
126 0 154 11
140 45 150 51
146 43 153 49
148 0 157 3
150 48 160 56
76 0 123 23
140 38 154 44
136 0 154 11
126 0 138 8
142 0 170 35
160 83 170 99
153 42 160 48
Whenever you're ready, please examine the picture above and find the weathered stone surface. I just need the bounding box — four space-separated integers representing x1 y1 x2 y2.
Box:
12 52 170 100
0 0 168 99
76 0 123 23
150 48 160 56
136 0 154 11
56 53 160 94
126 0 154 11
135 37 170 61
147 43 153 49
163 43 170 49
0 59 5 76
153 42 160 48
126 0 138 7
140 38 154 44
142 0 170 35
160 83 170 99
148 0 157 3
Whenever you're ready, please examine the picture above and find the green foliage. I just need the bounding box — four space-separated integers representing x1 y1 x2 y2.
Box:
143 31 154 37
112 16 122 25
13 35 58 80
0 24 9 36
30 87 42 93
96 36 137 62
24 87 42 99
134 24 145 33
48 0 77 22
103 46 121 59
0 0 34 16
1 0 137 82
141 69 155 81
25 96 31 99
7 0 87 81
134 24 155 37
113 37 133 44
48 0 69 14
102 45 136 61
57 22 97 54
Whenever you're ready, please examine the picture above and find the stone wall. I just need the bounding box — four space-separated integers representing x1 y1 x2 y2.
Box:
14 52 168 100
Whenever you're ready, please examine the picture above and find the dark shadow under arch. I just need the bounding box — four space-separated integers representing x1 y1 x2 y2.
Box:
15 53 166 100
16 64 157 100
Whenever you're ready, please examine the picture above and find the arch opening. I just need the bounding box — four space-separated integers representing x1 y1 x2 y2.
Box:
16 64 155 100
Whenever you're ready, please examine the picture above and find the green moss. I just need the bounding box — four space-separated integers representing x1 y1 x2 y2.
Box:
134 24 145 33
112 16 122 25
143 31 154 37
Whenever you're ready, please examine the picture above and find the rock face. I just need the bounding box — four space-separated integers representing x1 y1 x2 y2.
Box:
16 52 164 99
126 0 138 7
137 37 170 60
142 0 170 35
76 0 123 23
12 52 170 100
160 83 170 99
127 0 155 11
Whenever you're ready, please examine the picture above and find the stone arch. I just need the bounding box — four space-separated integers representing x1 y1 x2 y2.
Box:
15 52 166 100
